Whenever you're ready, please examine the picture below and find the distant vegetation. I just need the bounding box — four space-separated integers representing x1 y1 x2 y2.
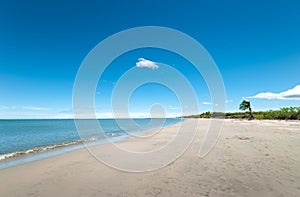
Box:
184 107 300 120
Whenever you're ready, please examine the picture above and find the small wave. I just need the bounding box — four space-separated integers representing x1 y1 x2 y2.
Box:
0 139 93 161
106 130 127 137
0 133 129 162
0 120 181 162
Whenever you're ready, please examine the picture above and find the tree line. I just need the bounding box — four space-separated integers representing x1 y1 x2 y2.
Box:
184 100 300 120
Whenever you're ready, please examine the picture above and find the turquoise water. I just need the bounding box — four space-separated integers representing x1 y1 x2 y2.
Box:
0 118 181 161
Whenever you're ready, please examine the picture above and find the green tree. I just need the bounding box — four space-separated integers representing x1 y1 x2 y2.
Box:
239 100 254 119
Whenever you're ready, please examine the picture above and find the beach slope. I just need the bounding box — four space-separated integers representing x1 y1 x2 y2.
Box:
0 119 300 196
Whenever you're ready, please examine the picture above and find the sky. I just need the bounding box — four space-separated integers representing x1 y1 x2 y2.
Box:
0 0 300 118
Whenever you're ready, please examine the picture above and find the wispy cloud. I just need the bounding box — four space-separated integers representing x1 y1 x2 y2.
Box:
202 100 232 105
0 106 16 110
169 106 181 110
0 106 50 111
136 58 159 69
167 105 194 111
248 85 300 100
201 102 219 107
22 106 50 111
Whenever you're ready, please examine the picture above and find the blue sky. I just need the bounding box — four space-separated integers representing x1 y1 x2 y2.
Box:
0 0 300 118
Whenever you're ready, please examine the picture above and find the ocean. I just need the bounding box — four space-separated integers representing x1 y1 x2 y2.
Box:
0 118 181 167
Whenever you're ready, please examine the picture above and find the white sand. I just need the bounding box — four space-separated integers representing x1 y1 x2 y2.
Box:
0 119 300 196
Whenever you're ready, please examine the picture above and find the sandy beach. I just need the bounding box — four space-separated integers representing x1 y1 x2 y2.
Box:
1 119 300 197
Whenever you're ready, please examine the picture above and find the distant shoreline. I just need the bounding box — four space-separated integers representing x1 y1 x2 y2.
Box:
184 107 300 120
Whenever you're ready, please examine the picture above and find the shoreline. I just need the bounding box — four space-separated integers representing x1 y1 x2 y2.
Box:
0 135 128 170
0 118 183 169
1 119 300 196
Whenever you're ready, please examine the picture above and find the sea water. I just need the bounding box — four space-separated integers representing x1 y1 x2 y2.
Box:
0 118 181 167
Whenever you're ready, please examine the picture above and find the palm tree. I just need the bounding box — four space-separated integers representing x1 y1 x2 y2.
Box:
239 100 254 119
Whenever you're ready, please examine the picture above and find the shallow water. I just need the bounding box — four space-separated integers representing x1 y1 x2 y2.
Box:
0 118 181 161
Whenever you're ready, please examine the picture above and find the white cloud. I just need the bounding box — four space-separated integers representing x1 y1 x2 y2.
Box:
0 106 49 111
0 106 16 110
248 85 300 100
167 105 181 110
201 102 219 107
23 106 50 111
202 100 232 105
136 58 159 69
